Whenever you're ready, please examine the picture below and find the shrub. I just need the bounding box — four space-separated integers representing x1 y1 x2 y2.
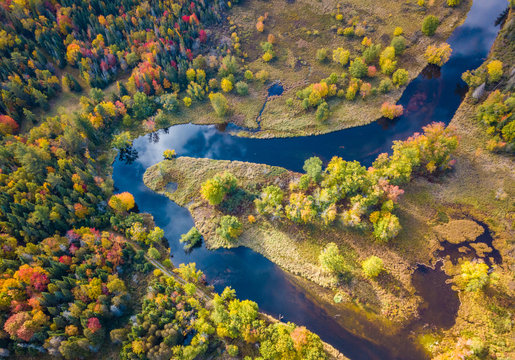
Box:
424 43 452 66
459 261 492 292
147 247 161 260
255 185 284 217
221 78 233 93
316 48 330 62
349 58 368 78
209 92 229 117
244 70 254 80
183 97 192 107
262 51 274 62
378 78 394 93
303 156 323 182
363 44 381 64
371 211 401 242
255 70 270 83
200 171 237 205
362 256 384 278
343 27 354 36
163 149 176 159
316 102 330 122
461 69 485 88
235 81 249 95
360 82 372 98
487 60 503 83
447 0 461 6
379 47 397 74
319 243 346 275
332 47 350 66
216 215 243 241
381 102 404 119
390 36 406 55
422 15 439 36
180 227 202 250
393 27 403 36
392 68 409 86
346 80 359 100
208 78 219 90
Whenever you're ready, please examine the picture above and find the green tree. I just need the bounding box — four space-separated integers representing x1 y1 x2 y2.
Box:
216 215 243 241
132 92 156 120
200 172 237 205
209 92 229 117
349 58 368 78
422 15 439 36
392 68 409 87
390 36 406 55
147 247 161 260
303 156 323 182
319 242 346 275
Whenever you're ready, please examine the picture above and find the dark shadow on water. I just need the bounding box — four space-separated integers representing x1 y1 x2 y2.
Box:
411 261 460 330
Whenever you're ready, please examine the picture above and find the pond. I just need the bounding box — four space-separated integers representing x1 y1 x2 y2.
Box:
112 1 506 359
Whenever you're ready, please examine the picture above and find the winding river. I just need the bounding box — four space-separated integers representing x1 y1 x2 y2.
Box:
112 1 506 359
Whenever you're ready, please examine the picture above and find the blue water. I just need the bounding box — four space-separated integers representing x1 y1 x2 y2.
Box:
112 1 506 359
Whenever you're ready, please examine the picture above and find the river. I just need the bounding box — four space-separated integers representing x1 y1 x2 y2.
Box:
112 1 506 359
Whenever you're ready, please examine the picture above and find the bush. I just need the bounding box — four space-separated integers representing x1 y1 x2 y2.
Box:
216 215 243 241
422 15 439 36
459 261 492 292
363 44 381 64
447 0 461 6
487 60 503 83
390 36 406 55
332 47 350 66
244 70 254 80
221 78 233 93
235 81 249 95
316 48 330 62
209 92 229 117
200 171 237 205
378 78 394 93
255 70 270 83
379 47 397 75
424 43 452 66
183 97 192 107
381 102 404 119
319 243 347 275
255 185 284 217
147 247 161 260
316 102 330 122
392 68 409 86
163 149 176 159
180 227 202 250
303 156 323 182
393 27 403 36
362 256 384 278
349 58 368 78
